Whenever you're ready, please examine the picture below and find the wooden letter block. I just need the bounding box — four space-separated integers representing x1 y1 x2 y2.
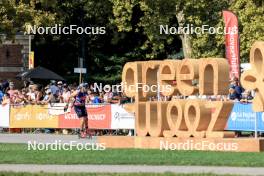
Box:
147 101 169 137
183 100 211 138
176 59 199 96
241 41 264 112
205 101 235 138
135 102 148 136
199 58 229 95
141 61 162 98
158 60 180 96
122 62 146 101
163 100 187 137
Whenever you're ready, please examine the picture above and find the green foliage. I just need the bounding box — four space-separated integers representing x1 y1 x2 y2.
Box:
229 0 264 62
0 0 263 82
110 0 180 59
186 0 229 58
0 0 56 38
110 0 139 32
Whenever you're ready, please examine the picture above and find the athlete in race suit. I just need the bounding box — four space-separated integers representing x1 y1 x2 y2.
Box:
66 84 88 136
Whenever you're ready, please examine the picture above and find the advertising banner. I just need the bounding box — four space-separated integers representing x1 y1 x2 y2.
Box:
58 104 112 129
223 10 240 79
0 104 10 127
226 103 264 131
8 104 134 129
10 105 58 128
111 104 135 129
29 51 34 69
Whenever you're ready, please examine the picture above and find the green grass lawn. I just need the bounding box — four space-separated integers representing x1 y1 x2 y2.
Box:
0 173 237 176
0 143 264 167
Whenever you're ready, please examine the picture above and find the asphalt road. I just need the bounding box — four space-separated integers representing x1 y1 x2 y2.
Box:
0 164 263 175
0 133 97 144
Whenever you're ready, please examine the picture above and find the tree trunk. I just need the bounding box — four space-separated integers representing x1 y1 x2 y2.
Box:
180 34 192 58
176 9 192 58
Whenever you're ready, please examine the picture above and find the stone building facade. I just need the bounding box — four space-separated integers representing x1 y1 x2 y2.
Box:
0 34 31 82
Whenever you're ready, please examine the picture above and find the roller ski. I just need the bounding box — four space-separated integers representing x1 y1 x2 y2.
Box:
78 128 95 139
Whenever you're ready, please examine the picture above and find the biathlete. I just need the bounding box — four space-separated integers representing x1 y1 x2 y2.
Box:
65 83 91 138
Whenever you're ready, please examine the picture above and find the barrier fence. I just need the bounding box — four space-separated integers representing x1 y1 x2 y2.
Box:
226 103 264 131
0 104 135 129
0 102 263 131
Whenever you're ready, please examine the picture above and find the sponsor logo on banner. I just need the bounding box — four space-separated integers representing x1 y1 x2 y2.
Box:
111 104 135 129
15 112 30 121
230 112 236 121
48 103 67 116
0 104 10 127
231 112 255 122
58 108 80 128
10 105 58 128
58 104 111 129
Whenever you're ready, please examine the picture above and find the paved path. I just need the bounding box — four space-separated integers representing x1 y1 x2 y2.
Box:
0 164 263 175
0 133 96 144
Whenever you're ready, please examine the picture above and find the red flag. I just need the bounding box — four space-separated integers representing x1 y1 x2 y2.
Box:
223 10 240 79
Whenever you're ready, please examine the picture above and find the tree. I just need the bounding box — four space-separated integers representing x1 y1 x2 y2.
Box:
1 0 262 83
228 0 264 62
0 0 55 39
111 0 229 59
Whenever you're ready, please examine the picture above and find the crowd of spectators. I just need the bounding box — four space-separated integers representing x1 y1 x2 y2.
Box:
148 77 254 103
0 80 131 106
0 77 255 105
0 80 133 135
228 77 254 102
0 78 256 136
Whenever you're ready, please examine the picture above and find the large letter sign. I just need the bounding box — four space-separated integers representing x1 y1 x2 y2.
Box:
122 42 264 139
122 58 234 138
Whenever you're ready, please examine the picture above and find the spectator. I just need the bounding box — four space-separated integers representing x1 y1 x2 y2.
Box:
103 91 113 103
0 81 3 91
26 84 36 103
2 93 10 105
35 84 44 104
41 89 58 104
13 90 27 105
0 88 4 104
241 90 254 103
120 93 130 104
57 81 63 95
111 92 121 104
92 92 101 104
7 82 18 102
42 88 50 102
228 87 240 101
229 77 243 101
99 92 104 103
1 80 9 93
50 80 59 96
61 84 71 103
